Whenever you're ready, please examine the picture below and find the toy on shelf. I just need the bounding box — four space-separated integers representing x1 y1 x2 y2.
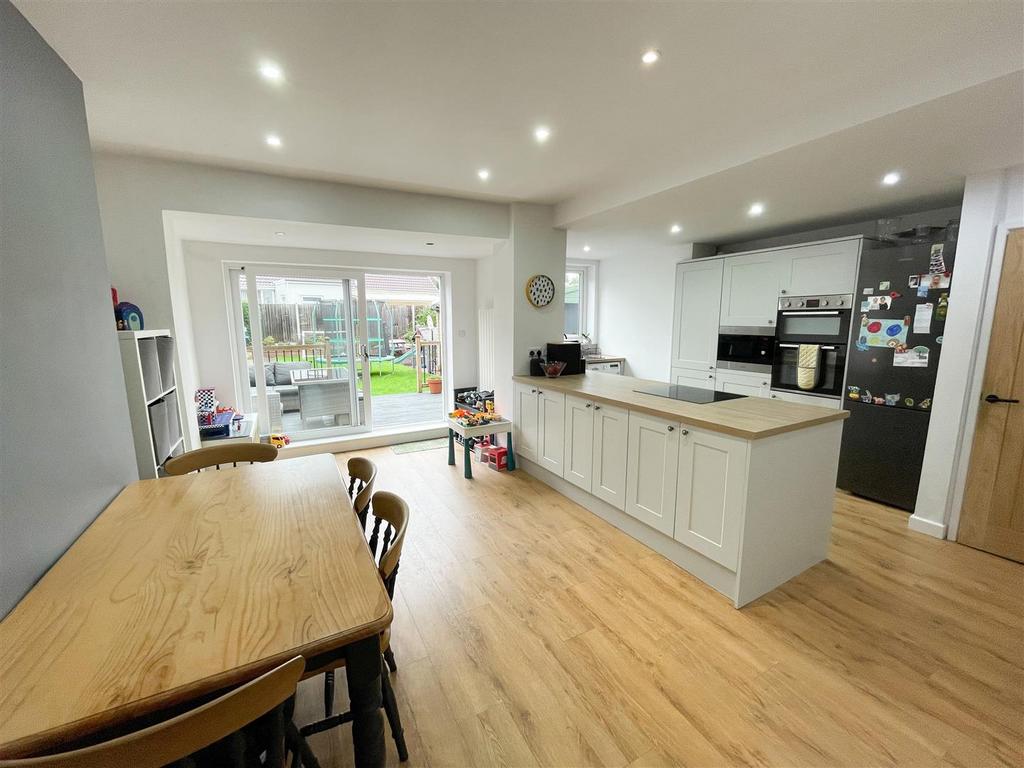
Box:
488 446 509 472
269 433 291 449
449 407 506 428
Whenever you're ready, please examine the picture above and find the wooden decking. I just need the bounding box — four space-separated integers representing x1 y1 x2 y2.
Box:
294 446 1024 767
281 392 443 433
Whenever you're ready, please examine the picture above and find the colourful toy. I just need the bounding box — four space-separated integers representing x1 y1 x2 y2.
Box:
488 446 509 472
269 433 291 449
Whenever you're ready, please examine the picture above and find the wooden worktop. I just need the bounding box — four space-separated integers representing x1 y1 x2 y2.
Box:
513 372 847 439
0 454 392 758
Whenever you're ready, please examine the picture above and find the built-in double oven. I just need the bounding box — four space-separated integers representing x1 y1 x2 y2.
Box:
771 294 853 399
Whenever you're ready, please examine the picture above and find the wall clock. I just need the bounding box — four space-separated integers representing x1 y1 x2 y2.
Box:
525 274 556 308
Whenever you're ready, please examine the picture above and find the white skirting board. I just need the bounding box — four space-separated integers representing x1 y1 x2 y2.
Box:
518 420 843 608
907 514 947 539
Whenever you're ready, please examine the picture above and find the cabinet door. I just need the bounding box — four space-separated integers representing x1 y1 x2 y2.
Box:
592 402 629 510
715 370 771 399
785 240 859 297
514 382 539 462
672 367 716 390
671 259 724 372
536 389 565 476
720 253 789 327
563 395 595 492
674 427 748 571
624 412 680 535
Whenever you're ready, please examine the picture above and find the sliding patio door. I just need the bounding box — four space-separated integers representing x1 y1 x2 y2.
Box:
230 266 373 441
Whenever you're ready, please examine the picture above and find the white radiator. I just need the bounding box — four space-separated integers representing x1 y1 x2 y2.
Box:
478 307 495 391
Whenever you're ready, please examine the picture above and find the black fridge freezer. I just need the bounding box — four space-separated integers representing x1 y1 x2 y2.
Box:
836 225 957 510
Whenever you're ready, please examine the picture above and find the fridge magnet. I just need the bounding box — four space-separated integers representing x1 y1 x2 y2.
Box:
919 398 932 410
936 293 949 320
863 317 908 348
917 284 929 298
861 314 869 326
879 280 891 291
904 397 915 407
936 335 943 344
927 272 951 289
862 295 891 311
929 244 946 274
862 287 874 295
884 393 901 406
913 303 933 334
863 389 873 402
894 346 929 368
847 386 860 400
908 275 920 288
889 291 902 299
873 396 886 405
856 340 869 351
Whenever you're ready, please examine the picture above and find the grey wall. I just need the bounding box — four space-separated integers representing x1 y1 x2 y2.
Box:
0 1 138 617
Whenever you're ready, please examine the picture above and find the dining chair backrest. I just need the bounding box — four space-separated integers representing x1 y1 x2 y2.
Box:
366 491 409 600
347 457 377 521
164 444 279 476
0 657 305 768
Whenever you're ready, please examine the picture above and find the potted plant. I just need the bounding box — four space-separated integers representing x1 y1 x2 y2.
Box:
427 376 443 394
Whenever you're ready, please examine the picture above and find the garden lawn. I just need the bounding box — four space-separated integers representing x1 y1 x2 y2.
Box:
366 361 420 395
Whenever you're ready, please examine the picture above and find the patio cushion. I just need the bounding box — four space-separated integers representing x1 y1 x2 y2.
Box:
274 361 311 386
248 364 275 387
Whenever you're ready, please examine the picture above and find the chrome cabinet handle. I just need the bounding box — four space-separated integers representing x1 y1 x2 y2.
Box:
594 405 601 411
680 429 689 435
585 402 592 408
667 425 675 432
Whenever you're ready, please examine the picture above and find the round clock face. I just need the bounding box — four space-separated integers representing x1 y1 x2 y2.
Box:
526 274 556 307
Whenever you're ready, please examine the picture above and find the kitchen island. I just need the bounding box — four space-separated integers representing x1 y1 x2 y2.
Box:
512 371 848 606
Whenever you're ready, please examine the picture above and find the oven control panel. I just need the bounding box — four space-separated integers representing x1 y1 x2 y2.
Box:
778 294 853 310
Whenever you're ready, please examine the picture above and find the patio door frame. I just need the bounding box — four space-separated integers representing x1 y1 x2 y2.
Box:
226 262 374 440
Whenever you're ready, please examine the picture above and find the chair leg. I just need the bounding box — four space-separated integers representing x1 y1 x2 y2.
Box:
383 646 397 673
324 670 335 717
381 657 409 762
286 719 322 768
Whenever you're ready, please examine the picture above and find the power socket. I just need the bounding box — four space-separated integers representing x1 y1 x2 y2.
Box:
528 347 544 359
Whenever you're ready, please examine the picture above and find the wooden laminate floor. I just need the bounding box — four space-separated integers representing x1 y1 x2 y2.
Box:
294 446 1023 767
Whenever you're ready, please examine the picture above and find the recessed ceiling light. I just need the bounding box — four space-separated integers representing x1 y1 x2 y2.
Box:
477 168 490 181
265 133 282 148
274 231 285 237
583 245 591 253
258 60 284 84
748 202 765 217
670 223 682 234
534 125 551 144
642 49 660 65
882 171 901 186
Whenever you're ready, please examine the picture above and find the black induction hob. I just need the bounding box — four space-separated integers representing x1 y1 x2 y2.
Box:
634 384 746 404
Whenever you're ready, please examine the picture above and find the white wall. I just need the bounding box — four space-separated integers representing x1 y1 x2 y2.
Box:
92 152 509 332
912 165 1024 539
182 241 479 409
0 1 137 616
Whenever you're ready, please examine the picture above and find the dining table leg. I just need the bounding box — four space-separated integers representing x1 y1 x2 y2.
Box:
344 636 386 768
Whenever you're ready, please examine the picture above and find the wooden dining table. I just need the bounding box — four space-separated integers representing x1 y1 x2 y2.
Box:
0 453 393 767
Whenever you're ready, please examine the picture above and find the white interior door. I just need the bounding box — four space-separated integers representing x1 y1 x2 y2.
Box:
230 265 372 441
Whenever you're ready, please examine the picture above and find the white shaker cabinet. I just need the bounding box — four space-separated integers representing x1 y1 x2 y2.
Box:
513 382 540 462
592 401 629 510
624 412 680 536
785 240 860 297
671 259 723 374
563 395 595 492
536 387 565 476
715 369 771 398
674 427 748 570
720 252 789 328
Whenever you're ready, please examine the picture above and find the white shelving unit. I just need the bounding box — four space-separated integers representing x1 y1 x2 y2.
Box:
118 329 185 479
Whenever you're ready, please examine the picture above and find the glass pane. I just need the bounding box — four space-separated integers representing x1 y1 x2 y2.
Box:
779 314 842 337
565 271 581 334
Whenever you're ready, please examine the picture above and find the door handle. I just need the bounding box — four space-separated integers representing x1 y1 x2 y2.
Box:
984 393 1020 404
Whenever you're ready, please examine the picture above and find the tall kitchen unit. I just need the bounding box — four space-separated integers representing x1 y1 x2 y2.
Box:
836 225 958 510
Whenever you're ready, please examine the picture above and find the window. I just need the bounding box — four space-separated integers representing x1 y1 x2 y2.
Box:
564 268 584 336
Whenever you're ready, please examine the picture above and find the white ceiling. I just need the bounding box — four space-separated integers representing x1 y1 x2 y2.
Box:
14 1 1024 250
169 211 502 259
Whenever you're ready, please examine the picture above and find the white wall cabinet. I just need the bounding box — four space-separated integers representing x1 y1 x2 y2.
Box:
674 427 748 570
563 395 595 492
624 412 680 536
785 240 860 297
536 388 565 476
514 382 540 462
671 260 723 373
672 367 716 390
592 402 629 510
715 369 771 398
720 253 789 328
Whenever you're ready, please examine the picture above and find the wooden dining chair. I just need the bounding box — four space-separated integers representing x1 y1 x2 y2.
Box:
303 491 410 762
347 456 377 529
0 657 319 768
164 444 278 476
